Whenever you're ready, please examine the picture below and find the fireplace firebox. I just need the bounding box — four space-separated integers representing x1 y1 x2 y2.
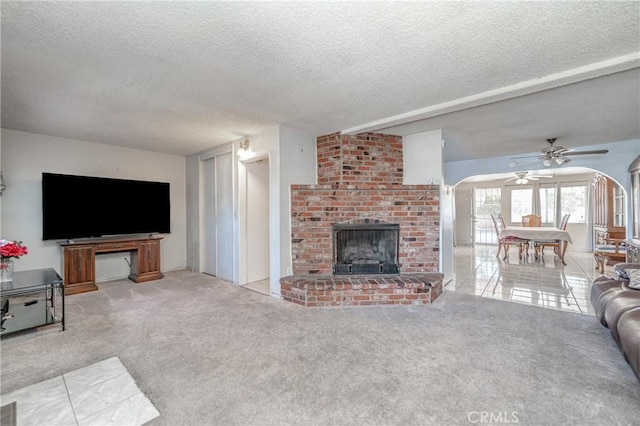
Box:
333 223 400 275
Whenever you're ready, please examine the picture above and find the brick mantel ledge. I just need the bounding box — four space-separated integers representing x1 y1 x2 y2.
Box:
290 184 436 190
280 273 444 307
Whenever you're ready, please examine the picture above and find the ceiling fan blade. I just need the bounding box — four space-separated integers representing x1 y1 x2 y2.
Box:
527 176 539 180
504 177 518 182
510 155 541 160
511 158 541 167
564 149 609 156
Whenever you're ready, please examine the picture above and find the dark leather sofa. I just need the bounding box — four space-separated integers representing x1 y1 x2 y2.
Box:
590 263 640 380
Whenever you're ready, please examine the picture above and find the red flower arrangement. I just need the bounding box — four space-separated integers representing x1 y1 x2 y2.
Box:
0 240 28 263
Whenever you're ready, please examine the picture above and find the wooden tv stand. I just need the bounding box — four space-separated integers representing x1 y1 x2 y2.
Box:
58 235 164 295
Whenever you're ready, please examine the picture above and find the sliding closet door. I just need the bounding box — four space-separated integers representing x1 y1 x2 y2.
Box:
215 152 233 281
203 158 217 276
202 152 233 282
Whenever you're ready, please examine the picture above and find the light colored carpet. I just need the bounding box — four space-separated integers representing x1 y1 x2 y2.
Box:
1 270 638 425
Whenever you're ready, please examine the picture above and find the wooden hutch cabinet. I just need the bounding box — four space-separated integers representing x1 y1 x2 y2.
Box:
59 235 164 295
593 174 626 245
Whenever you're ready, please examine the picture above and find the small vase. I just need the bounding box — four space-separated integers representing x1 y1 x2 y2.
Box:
0 259 14 283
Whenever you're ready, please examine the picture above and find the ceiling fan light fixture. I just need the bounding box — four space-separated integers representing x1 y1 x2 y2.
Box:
542 158 552 167
555 157 566 165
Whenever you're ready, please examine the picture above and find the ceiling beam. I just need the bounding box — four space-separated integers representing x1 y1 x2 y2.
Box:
342 53 640 135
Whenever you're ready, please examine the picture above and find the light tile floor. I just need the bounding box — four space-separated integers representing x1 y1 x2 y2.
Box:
0 357 159 426
446 245 618 315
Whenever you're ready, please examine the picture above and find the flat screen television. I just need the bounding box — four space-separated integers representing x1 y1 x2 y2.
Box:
42 173 171 240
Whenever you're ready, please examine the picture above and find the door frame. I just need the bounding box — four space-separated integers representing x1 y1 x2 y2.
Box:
238 152 271 286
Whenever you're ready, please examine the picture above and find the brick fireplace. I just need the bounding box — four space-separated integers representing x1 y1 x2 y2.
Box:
281 132 443 307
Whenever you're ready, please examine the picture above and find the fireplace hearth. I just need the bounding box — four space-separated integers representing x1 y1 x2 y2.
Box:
333 223 399 275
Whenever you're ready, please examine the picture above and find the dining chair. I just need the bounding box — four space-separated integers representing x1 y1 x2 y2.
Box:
491 213 527 260
521 214 542 227
594 238 626 273
518 214 541 258
534 213 570 258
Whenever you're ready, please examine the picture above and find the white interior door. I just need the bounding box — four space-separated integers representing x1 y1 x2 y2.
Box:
455 188 473 245
202 152 233 281
245 159 270 283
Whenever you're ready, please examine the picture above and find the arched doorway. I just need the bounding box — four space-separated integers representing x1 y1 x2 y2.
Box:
447 167 626 315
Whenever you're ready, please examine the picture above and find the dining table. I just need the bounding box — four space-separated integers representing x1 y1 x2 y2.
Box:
499 226 573 264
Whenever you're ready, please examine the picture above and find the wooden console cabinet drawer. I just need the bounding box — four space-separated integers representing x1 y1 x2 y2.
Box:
95 241 138 252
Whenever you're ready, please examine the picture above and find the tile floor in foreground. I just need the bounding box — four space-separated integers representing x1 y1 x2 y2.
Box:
446 245 617 316
0 357 159 426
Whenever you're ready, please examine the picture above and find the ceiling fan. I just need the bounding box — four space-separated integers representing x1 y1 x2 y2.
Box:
509 138 609 168
504 171 552 184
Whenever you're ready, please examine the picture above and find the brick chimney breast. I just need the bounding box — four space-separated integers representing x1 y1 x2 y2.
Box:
317 133 404 186
290 132 440 276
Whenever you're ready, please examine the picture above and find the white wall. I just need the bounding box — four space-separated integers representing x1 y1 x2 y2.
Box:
0 131 3 236
440 186 454 283
1 129 187 279
278 126 317 287
440 132 453 283
403 129 452 282
185 154 200 271
403 130 443 185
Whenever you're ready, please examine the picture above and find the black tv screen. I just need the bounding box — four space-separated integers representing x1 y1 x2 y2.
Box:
42 173 170 240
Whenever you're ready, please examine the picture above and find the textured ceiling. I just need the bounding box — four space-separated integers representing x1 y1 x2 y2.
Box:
379 69 640 161
1 1 639 158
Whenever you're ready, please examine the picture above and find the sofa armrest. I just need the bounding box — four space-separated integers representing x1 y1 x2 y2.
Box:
614 263 640 281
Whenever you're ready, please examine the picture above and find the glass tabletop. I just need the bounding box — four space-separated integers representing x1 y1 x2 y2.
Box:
0 268 63 295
